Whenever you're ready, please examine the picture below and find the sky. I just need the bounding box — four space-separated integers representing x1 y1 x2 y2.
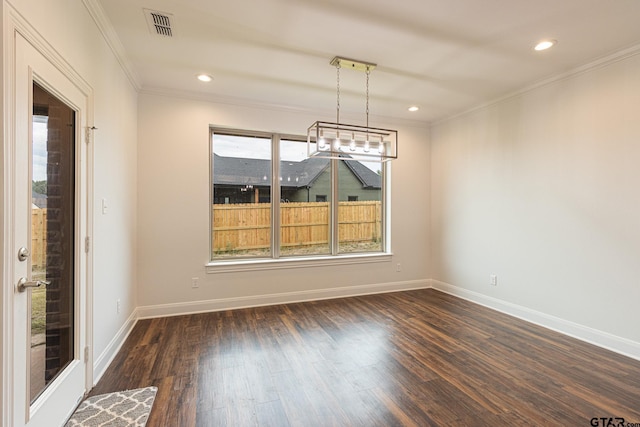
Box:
32 116 48 182
212 134 382 172
212 135 307 161
32 126 382 186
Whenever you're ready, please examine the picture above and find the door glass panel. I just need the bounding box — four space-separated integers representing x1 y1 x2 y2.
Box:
30 82 75 402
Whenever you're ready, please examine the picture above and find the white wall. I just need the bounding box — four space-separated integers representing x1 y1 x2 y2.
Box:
430 51 640 351
2 0 139 379
137 93 430 311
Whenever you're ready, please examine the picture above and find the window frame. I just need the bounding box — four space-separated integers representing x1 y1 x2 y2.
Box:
207 126 391 273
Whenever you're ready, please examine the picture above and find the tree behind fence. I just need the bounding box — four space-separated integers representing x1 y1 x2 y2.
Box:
212 201 381 253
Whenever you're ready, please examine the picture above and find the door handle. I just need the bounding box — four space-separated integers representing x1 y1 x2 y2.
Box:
17 277 50 293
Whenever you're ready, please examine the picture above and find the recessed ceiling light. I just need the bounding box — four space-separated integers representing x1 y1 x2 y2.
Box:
197 73 213 82
534 40 556 51
408 106 419 112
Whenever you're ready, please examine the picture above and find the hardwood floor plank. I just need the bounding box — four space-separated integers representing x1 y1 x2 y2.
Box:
370 386 432 427
90 289 640 426
195 407 228 427
270 369 324 427
353 388 409 427
413 378 495 425
196 359 224 412
254 400 291 427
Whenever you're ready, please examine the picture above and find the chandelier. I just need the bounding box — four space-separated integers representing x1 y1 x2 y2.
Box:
307 57 398 162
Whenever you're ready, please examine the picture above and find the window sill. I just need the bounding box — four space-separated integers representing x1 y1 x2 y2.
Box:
206 252 393 274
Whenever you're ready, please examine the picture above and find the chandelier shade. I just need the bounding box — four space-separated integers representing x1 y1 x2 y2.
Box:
307 56 398 162
307 121 398 162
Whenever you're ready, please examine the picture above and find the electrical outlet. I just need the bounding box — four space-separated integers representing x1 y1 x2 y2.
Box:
490 275 498 286
396 263 401 272
192 277 199 288
116 299 121 314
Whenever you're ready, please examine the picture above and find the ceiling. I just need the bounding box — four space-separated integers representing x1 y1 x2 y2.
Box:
96 0 640 123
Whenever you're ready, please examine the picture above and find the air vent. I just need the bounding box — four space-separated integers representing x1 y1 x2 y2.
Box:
144 9 174 37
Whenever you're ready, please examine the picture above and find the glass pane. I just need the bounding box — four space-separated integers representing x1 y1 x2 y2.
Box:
211 133 272 259
338 159 383 254
31 82 75 402
279 139 330 256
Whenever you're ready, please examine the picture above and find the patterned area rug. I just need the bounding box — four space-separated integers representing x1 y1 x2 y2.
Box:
65 387 157 427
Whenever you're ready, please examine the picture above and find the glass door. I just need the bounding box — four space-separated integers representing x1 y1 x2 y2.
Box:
29 82 76 403
12 32 89 427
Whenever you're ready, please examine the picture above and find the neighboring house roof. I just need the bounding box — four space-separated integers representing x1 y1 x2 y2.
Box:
32 191 47 209
213 154 381 189
342 159 382 189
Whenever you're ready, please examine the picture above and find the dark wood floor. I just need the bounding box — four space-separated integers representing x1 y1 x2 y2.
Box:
89 289 640 426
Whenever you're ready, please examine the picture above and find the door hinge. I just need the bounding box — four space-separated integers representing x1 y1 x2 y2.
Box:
84 236 90 253
86 126 97 144
84 346 90 363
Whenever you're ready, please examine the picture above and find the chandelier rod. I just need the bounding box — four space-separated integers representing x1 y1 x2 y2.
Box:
365 65 370 128
336 61 341 126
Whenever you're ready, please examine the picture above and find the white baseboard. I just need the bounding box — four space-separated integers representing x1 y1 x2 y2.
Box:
431 279 640 362
137 279 431 319
93 278 639 389
92 309 138 385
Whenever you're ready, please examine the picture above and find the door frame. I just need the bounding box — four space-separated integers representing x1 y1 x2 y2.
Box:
2 6 95 425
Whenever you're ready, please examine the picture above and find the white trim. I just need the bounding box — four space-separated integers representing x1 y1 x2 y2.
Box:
2 1 17 423
27 363 84 427
81 0 141 90
83 279 640 394
140 87 429 129
8 7 92 96
138 279 430 319
434 41 640 126
92 309 138 386
206 252 392 274
29 360 82 418
3 6 96 424
83 91 95 396
431 280 640 362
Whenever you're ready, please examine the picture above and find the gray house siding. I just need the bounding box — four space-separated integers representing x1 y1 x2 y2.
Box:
284 162 380 202
337 161 381 201
214 154 381 204
306 165 332 202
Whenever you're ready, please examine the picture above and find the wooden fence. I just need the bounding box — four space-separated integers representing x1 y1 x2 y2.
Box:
31 208 47 268
213 201 381 254
33 203 382 260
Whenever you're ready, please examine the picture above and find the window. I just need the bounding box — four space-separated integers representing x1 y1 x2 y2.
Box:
210 128 387 261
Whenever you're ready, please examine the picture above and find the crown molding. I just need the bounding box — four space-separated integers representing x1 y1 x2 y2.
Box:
434 41 640 126
82 0 141 91
139 85 429 129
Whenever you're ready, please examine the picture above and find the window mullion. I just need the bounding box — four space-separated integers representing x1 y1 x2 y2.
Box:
330 158 338 255
381 161 388 252
272 134 281 258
